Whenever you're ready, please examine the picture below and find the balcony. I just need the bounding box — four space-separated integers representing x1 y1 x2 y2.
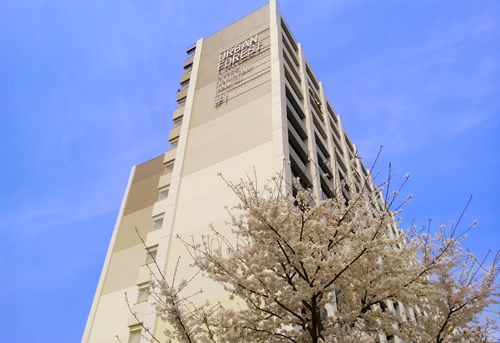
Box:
176 88 188 102
173 107 184 121
168 125 181 141
180 70 191 84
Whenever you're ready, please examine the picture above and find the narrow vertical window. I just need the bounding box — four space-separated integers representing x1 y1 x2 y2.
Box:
164 163 174 174
169 140 178 149
137 283 149 303
159 187 169 200
152 217 163 230
145 245 158 264
173 118 183 127
128 325 142 343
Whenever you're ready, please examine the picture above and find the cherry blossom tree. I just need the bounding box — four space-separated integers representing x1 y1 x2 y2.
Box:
145 169 499 343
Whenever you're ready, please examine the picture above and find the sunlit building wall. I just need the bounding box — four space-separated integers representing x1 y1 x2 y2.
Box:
82 1 405 342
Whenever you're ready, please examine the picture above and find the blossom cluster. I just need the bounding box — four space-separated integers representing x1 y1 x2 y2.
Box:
149 172 498 343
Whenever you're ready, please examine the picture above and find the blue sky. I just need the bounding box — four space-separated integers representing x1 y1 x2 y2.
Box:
0 1 498 342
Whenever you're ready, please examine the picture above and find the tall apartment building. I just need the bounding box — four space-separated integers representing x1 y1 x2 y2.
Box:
82 1 386 342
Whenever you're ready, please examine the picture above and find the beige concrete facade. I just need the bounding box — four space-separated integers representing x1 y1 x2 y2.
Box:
82 155 165 343
83 1 396 342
